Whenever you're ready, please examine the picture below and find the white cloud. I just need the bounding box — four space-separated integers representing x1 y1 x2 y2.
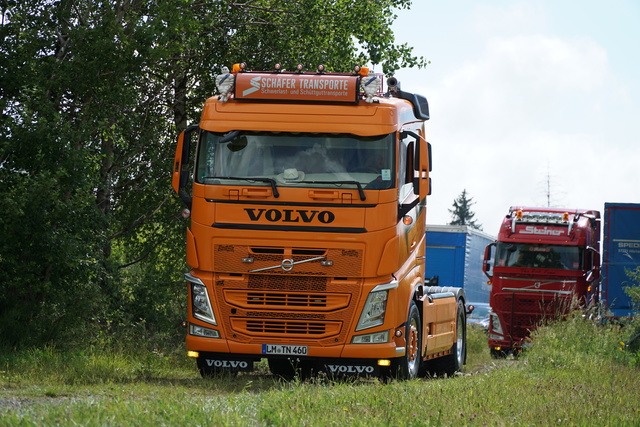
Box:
393 1 640 235
472 2 548 37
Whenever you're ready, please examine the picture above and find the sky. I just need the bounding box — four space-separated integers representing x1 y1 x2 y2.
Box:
390 1 640 237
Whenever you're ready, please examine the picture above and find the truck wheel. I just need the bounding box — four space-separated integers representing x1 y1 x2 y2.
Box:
453 298 467 369
428 298 466 377
395 301 422 380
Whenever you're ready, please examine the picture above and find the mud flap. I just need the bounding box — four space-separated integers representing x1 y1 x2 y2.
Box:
198 354 255 372
322 360 379 377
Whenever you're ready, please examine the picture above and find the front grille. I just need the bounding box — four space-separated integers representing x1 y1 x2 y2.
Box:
231 318 342 338
224 288 351 311
247 292 327 307
494 291 572 342
214 245 363 277
212 264 362 343
248 275 328 291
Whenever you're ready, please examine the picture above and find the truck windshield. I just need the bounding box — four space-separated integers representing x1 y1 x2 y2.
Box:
195 131 395 190
495 243 583 270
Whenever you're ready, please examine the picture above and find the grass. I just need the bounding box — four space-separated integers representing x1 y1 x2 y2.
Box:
1 318 639 426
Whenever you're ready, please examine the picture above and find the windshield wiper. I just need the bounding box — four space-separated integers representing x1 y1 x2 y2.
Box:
298 180 366 201
207 176 279 198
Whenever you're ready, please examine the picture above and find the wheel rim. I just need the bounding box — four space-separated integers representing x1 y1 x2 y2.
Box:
407 319 419 372
456 306 464 365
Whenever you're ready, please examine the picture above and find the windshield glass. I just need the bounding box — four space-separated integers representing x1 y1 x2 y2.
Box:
195 131 395 190
468 304 491 319
495 243 583 270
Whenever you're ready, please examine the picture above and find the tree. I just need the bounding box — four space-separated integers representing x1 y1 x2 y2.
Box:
449 189 482 230
0 0 427 348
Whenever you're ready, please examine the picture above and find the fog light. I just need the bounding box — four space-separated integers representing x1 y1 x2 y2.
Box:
377 359 391 367
187 351 199 358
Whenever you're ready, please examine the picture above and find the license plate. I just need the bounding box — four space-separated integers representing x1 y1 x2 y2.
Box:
262 344 308 356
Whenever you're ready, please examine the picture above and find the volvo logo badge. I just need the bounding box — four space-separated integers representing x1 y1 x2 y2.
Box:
281 258 295 271
249 255 328 273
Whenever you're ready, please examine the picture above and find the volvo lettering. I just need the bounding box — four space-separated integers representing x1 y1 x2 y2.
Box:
172 62 467 379
245 208 336 224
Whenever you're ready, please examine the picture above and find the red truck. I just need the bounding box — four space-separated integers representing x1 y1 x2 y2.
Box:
482 207 601 357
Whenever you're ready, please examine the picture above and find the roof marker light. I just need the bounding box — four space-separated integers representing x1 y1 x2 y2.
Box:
274 63 282 73
516 209 523 219
296 63 304 73
317 64 325 73
562 212 569 221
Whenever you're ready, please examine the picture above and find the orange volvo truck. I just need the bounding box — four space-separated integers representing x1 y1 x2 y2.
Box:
171 63 467 379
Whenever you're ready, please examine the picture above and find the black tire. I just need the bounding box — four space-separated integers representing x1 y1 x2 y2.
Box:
428 298 466 377
394 301 422 380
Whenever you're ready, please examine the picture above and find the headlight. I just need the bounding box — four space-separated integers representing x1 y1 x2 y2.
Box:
352 330 389 344
356 290 389 331
186 273 216 325
489 312 503 339
190 323 220 338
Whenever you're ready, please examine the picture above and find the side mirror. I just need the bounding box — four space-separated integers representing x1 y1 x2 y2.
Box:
585 246 601 283
400 130 431 199
171 125 199 208
585 270 595 283
483 242 496 279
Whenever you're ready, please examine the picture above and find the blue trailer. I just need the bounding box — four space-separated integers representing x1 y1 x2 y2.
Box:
602 203 640 318
425 225 495 303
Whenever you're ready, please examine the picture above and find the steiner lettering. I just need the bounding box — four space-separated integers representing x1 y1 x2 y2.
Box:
245 208 335 224
519 226 564 236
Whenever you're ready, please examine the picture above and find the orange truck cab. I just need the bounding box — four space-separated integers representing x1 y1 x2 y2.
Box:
172 63 467 379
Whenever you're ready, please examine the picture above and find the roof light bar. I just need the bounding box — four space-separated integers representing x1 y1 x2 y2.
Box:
515 212 570 224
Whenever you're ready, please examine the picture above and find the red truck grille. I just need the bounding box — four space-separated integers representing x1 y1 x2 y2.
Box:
494 292 573 342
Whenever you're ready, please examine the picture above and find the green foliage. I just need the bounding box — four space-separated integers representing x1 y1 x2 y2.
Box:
1 319 640 425
526 313 638 371
465 324 492 368
448 189 483 230
0 0 425 349
625 266 640 306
